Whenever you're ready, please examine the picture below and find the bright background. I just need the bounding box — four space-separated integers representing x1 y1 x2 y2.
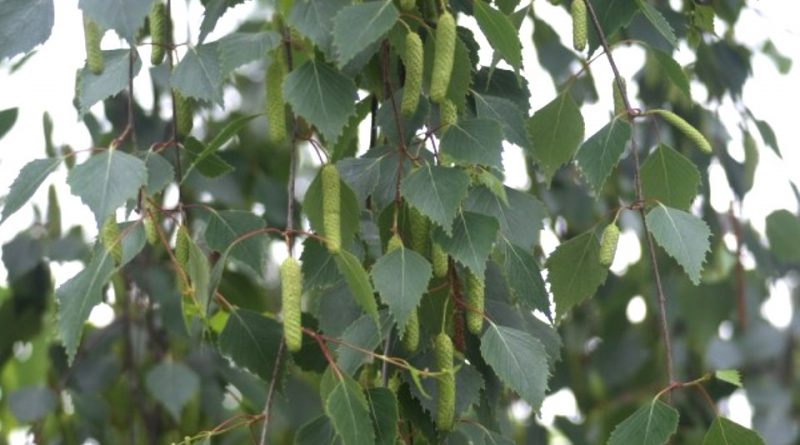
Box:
0 1 797 442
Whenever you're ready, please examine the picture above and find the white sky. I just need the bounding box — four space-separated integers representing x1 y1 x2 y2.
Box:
0 0 798 439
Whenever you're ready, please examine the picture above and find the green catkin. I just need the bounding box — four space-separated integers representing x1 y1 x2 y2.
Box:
613 78 627 116
175 225 191 269
434 332 456 431
401 32 424 117
399 0 416 11
439 99 457 131
430 11 456 104
571 0 587 52
281 257 303 353
432 242 448 278
83 16 104 74
465 271 484 335
408 207 430 256
266 55 287 143
46 185 61 238
321 164 342 254
143 204 158 246
599 223 620 267
651 109 713 154
101 217 123 265
174 91 194 139
401 309 420 353
149 1 168 65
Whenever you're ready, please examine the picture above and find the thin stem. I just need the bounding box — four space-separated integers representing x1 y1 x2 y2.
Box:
582 0 674 388
257 341 285 445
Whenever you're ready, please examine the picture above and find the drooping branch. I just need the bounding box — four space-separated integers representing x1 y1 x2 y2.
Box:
581 0 675 387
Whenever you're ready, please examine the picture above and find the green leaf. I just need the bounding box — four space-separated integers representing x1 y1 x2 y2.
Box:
464 186 546 250
335 250 379 324
472 1 522 72
587 0 639 55
480 324 549 410
186 235 211 316
474 93 530 149
440 119 504 169
650 47 691 99
765 210 800 263
295 416 338 445
67 149 147 228
79 49 142 114
500 241 550 317
636 0 677 47
0 0 53 60
0 108 18 140
332 1 398 68
714 369 742 388
300 238 340 291
366 388 398 445
370 247 432 334
400 165 470 236
218 32 281 76
640 144 701 210
171 43 223 105
546 230 608 320
405 352 485 420
528 94 585 184
204 210 267 273
145 362 200 421
575 118 631 194
433 212 499 278
751 116 781 158
452 424 515 445
218 309 283 381
182 137 233 178
56 249 115 363
422 32 474 109
144 152 174 195
283 61 357 142
198 0 245 44
645 204 711 285
7 387 57 423
703 417 765 445
336 312 392 375
336 155 384 204
608 399 679 445
288 0 350 60
79 0 151 42
325 374 375 445
1 158 61 225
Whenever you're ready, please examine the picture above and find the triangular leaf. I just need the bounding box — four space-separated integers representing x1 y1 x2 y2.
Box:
283 61 357 142
440 119 504 169
325 375 376 445
79 0 150 43
1 158 61 224
145 362 200 421
472 1 522 72
480 324 549 410
528 94 585 184
198 0 245 44
607 399 679 445
650 47 691 99
575 118 631 194
370 247 432 334
702 417 765 445
464 186 546 250
546 230 608 320
0 0 54 60
640 144 701 210
67 149 148 228
765 209 800 263
218 309 283 381
500 241 550 318
0 108 18 140
400 165 470 236
171 43 223 105
474 93 530 149
645 204 711 285
366 388 399 445
335 312 392 375
79 49 142 114
288 0 350 60
332 1 398 68
204 210 267 273
432 212 499 278
636 0 677 47
218 31 281 76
